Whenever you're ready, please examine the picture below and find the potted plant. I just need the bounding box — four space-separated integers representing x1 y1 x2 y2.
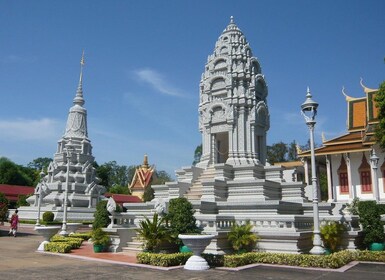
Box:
227 221 259 254
91 228 110 253
320 220 346 254
358 200 385 251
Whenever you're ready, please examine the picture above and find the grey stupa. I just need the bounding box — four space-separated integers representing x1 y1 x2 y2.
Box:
108 18 361 254
19 53 106 221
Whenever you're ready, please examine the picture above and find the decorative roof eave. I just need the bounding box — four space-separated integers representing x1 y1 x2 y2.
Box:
298 144 372 158
322 132 363 146
342 86 365 101
360 77 378 94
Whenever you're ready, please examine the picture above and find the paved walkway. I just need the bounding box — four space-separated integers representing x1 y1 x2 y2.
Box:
1 224 385 279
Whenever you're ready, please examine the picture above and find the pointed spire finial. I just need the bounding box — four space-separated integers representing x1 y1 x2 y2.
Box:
306 86 311 97
230 16 234 24
74 51 85 106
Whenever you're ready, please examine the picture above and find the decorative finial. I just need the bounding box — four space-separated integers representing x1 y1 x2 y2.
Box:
230 16 234 24
360 77 377 94
322 132 326 143
142 154 149 169
74 51 85 106
306 86 311 97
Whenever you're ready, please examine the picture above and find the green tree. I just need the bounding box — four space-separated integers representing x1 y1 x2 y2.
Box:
95 161 134 191
16 194 30 207
93 200 110 229
0 157 34 186
287 140 298 161
374 81 385 150
192 144 202 166
142 186 154 202
166 197 200 245
108 185 130 195
267 142 288 164
27 157 52 171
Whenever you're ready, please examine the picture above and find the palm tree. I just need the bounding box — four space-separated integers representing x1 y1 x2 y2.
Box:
136 213 171 252
227 221 259 253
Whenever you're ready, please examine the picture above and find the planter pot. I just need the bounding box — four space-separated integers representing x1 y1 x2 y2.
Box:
369 242 384 251
93 244 105 253
179 245 192 253
66 223 82 235
324 248 332 255
34 226 61 251
178 234 216 271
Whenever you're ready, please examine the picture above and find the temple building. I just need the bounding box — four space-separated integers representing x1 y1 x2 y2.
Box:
129 155 156 199
111 17 361 255
298 81 383 203
19 53 106 221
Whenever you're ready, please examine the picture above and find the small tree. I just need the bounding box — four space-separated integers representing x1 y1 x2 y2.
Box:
357 200 385 246
16 194 30 208
93 200 110 229
142 186 154 202
374 81 385 150
227 221 258 253
166 197 200 245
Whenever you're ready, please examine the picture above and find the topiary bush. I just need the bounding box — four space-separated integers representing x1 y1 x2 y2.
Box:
166 197 201 245
42 211 55 222
93 200 110 229
44 242 73 253
357 200 385 246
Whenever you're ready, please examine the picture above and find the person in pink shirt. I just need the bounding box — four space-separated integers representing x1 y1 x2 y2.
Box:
8 210 19 237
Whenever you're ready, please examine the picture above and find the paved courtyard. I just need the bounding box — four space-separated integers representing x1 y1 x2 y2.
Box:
1 224 385 280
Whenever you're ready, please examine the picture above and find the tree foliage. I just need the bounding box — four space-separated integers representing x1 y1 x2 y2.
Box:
27 157 52 171
95 161 136 191
227 221 258 253
136 213 171 252
192 144 202 166
93 200 110 229
374 81 385 150
166 197 200 245
0 157 35 186
0 192 9 223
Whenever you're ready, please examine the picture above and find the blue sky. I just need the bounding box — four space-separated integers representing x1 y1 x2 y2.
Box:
0 0 384 177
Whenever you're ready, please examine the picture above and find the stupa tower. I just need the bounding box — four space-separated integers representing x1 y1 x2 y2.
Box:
197 16 270 168
23 53 106 221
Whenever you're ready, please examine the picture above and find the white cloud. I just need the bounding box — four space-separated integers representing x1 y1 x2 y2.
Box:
133 68 185 97
0 118 63 141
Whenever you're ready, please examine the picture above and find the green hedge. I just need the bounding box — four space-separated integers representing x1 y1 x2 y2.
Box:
50 235 83 249
69 232 92 241
223 250 385 268
137 252 193 267
44 242 73 253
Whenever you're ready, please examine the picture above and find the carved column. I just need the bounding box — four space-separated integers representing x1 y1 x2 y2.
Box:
344 153 355 200
325 155 334 202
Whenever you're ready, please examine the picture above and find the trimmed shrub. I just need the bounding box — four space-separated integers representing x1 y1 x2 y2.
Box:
93 200 110 229
166 197 200 245
69 232 92 241
42 211 55 222
137 252 193 267
44 242 73 253
50 235 83 248
357 200 385 246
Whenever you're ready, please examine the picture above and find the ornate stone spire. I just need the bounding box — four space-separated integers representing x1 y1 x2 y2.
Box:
197 17 270 167
64 52 88 139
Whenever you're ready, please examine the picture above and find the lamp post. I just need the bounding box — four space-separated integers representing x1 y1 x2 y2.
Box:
59 144 74 236
35 169 45 226
370 149 380 202
301 87 325 255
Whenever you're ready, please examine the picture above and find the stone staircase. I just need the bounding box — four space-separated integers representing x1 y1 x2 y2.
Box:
184 166 215 200
121 235 143 253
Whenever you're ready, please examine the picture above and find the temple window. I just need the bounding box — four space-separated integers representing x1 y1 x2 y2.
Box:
358 153 372 193
337 156 349 194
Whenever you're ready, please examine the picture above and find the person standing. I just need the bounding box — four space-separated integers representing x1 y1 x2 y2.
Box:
8 210 19 237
